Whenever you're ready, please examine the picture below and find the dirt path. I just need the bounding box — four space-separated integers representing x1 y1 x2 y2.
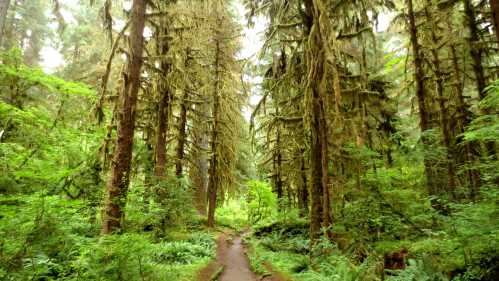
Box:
197 232 257 281
197 232 288 281
218 234 257 281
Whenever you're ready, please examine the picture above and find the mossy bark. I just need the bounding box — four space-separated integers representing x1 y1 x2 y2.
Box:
102 0 146 234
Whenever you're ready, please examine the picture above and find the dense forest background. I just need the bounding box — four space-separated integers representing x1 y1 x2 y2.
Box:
0 0 498 280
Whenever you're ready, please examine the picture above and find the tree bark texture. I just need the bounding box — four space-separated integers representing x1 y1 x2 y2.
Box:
424 3 457 196
0 0 10 46
154 27 172 179
490 0 499 43
207 39 221 228
102 0 146 234
175 89 188 177
191 101 209 215
303 0 332 243
406 0 437 196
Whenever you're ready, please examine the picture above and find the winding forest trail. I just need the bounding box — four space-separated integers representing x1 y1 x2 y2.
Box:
197 232 288 281
218 234 257 281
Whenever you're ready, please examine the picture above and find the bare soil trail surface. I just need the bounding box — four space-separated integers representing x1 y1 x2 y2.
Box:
197 232 289 281
218 234 257 281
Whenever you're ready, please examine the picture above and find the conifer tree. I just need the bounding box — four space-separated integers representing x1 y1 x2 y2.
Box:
101 0 146 234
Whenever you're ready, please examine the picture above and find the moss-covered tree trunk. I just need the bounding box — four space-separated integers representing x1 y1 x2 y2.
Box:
175 90 188 177
303 0 332 243
446 20 481 196
463 0 486 99
406 0 437 196
463 0 496 158
274 120 284 201
0 0 10 46
490 0 499 43
191 100 209 215
299 150 309 217
424 3 457 197
102 0 146 234
207 39 221 228
154 29 172 179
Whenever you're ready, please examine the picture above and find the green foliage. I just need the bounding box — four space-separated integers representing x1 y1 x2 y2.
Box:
0 49 102 195
0 192 216 281
0 193 96 280
215 199 249 230
385 259 448 281
0 49 95 99
463 81 499 142
461 79 499 186
248 230 383 281
78 232 214 281
246 180 277 225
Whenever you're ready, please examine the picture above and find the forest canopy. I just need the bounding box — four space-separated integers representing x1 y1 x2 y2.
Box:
0 0 498 280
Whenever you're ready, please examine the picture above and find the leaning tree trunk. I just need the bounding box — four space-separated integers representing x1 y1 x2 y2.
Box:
101 0 146 234
490 0 499 43
0 0 10 46
406 0 437 196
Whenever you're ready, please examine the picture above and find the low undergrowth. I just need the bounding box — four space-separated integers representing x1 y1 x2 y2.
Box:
246 176 499 281
0 191 216 281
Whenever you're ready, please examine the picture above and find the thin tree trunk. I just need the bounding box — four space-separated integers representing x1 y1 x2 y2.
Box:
101 0 146 234
207 39 221 228
154 33 172 179
191 101 209 215
424 3 457 197
175 90 188 177
463 0 487 99
447 30 481 197
0 0 10 46
143 130 154 212
463 0 496 158
275 126 283 200
154 88 170 178
490 0 499 43
299 150 308 217
407 0 437 196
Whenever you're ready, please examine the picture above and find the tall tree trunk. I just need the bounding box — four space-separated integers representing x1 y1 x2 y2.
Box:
463 0 487 100
303 0 331 243
299 150 309 217
175 49 193 177
424 3 457 197
154 87 170 178
143 128 154 212
490 0 499 43
175 90 188 177
154 28 172 179
448 35 481 197
191 101 209 215
407 0 437 196
101 0 146 234
463 0 496 158
274 125 283 200
207 39 221 228
0 0 10 46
